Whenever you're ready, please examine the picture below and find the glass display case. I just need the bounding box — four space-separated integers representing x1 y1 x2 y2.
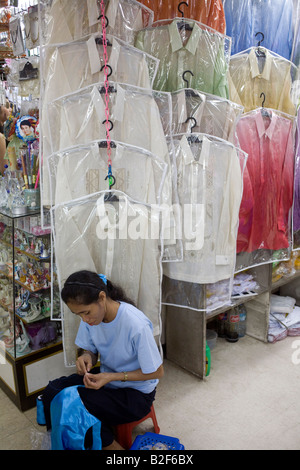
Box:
0 208 63 410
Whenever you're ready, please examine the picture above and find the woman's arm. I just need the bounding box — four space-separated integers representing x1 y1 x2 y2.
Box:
83 364 164 390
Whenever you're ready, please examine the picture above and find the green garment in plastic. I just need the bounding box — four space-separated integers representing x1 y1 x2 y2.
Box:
135 19 230 98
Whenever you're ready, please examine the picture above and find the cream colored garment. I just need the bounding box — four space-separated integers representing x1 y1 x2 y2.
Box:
44 83 172 207
43 0 153 46
46 83 170 162
43 0 97 45
47 141 167 206
169 89 243 142
42 34 159 103
228 47 297 115
163 134 245 284
53 191 163 365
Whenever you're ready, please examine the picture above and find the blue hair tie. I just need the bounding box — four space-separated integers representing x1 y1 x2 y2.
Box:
98 274 107 285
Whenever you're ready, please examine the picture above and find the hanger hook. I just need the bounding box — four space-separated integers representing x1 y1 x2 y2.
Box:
185 117 197 132
182 70 194 87
102 119 114 132
105 174 116 189
178 2 188 17
260 92 266 107
98 14 109 27
255 32 264 47
100 64 112 78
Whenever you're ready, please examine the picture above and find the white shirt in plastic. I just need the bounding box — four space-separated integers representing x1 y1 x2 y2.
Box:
52 190 163 365
42 82 172 207
42 34 159 104
45 82 171 161
168 88 243 141
42 0 154 46
47 140 168 207
163 134 246 285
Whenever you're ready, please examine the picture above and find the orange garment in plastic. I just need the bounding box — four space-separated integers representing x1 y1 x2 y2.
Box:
139 0 226 34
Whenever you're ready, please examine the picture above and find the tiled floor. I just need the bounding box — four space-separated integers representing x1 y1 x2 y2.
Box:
1 334 300 450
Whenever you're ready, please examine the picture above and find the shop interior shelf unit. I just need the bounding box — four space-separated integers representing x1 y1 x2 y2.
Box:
165 262 300 379
0 207 63 411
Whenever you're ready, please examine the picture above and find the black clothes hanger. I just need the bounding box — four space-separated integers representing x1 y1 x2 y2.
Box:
95 36 113 47
255 32 266 57
177 2 193 31
19 61 39 81
100 64 113 78
99 140 116 149
186 117 203 144
99 85 117 94
182 70 194 88
260 92 271 118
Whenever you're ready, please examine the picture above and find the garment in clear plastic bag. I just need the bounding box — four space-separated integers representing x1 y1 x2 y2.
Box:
228 47 298 115
9 16 25 56
268 314 288 343
168 88 243 142
270 294 296 314
135 18 230 96
162 133 247 311
223 0 295 60
235 108 295 272
41 0 154 46
293 110 300 248
47 140 167 207
42 34 159 104
44 82 171 160
268 305 300 342
138 0 226 34
24 5 40 50
231 272 259 298
7 57 40 98
42 83 172 208
51 191 163 366
291 17 300 67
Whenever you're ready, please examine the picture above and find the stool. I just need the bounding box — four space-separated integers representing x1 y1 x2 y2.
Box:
115 405 160 449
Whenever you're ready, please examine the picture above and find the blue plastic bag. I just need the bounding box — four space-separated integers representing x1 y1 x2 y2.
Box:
50 385 102 450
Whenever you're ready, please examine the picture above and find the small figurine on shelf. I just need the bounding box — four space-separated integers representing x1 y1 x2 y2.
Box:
16 290 30 317
40 241 49 259
34 239 41 255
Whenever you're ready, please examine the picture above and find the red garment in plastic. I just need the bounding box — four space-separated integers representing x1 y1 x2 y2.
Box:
236 109 295 253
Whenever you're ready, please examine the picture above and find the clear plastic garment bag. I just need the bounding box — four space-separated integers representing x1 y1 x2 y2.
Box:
47 140 168 207
293 110 300 250
138 0 226 34
223 0 296 60
41 34 160 104
168 88 243 142
134 18 231 96
40 0 154 46
235 108 296 272
228 47 299 115
44 82 171 160
51 191 164 366
162 133 247 312
41 82 172 206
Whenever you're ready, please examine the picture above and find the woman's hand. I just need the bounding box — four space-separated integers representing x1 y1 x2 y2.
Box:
83 372 111 390
76 353 93 375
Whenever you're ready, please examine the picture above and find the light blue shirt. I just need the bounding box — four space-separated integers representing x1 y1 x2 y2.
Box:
224 0 294 60
75 302 163 394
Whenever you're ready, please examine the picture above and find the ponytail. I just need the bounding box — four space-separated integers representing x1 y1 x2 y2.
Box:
61 270 135 306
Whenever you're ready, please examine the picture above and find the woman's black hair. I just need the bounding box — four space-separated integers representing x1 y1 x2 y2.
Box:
61 270 135 306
